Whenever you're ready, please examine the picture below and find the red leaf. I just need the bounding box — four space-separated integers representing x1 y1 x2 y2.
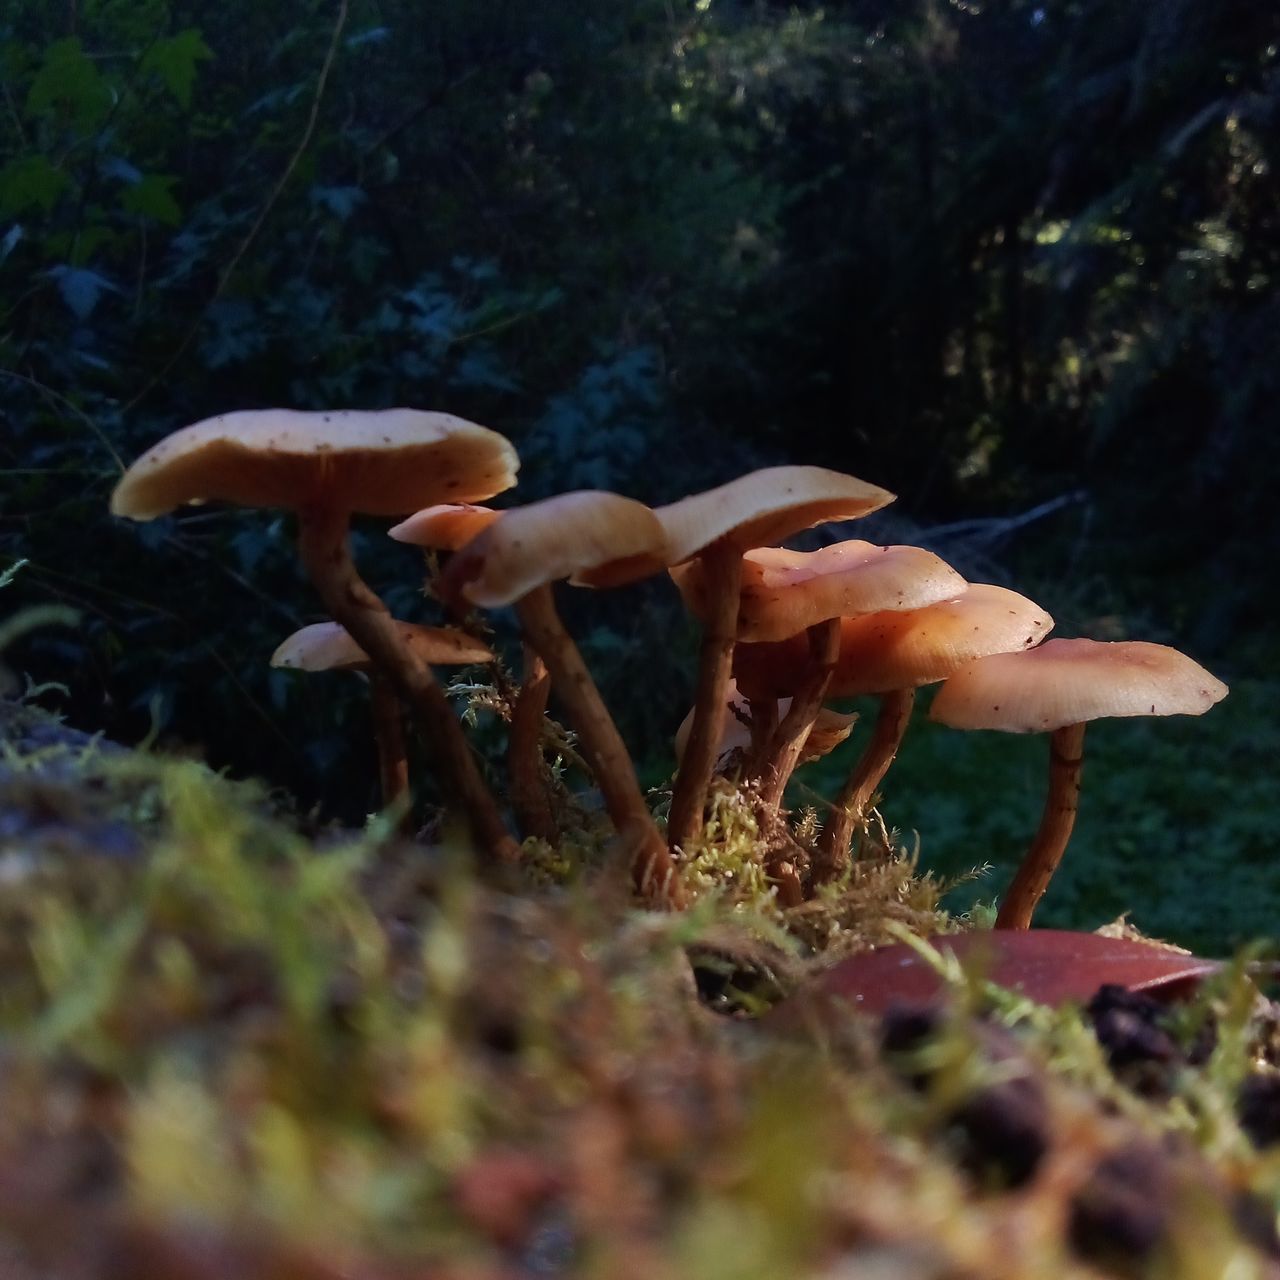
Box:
772 930 1220 1024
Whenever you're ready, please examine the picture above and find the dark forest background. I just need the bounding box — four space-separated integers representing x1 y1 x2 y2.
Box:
2 1 1277 935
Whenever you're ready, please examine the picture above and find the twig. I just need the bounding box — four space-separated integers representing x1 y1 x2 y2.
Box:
913 490 1088 547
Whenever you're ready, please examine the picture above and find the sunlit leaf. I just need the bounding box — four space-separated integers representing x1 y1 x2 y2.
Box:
46 264 122 320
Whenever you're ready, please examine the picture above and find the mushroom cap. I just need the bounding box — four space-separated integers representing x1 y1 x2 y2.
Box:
671 540 966 642
111 409 519 521
388 503 501 550
928 637 1229 733
673 680 856 767
734 584 1054 699
656 466 895 564
270 620 493 672
442 490 669 608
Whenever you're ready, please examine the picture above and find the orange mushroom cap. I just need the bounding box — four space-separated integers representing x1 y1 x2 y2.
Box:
928 637 1228 733
734 584 1053 700
656 466 895 564
388 503 502 551
671 540 966 643
270 620 493 672
111 409 518 520
442 490 669 608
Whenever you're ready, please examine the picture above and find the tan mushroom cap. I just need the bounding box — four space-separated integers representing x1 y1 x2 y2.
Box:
734 584 1053 700
671 540 966 643
656 466 895 564
388 503 501 551
270 621 493 672
443 490 669 608
673 680 856 767
929 637 1228 733
110 409 519 520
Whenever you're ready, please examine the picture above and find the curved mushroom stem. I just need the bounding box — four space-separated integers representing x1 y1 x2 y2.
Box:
995 722 1086 930
812 688 915 884
755 618 841 813
667 543 743 853
515 584 686 908
297 502 520 866
369 671 410 820
508 643 556 842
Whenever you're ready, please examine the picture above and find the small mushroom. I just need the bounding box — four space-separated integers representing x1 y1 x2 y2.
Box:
439 491 683 906
750 583 1050 882
929 638 1228 929
390 503 555 843
271 620 493 815
111 408 521 864
670 540 964 643
673 679 857 773
656 467 895 852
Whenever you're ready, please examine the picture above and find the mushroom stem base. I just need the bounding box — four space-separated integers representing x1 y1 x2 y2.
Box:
995 722 1086 930
813 687 915 885
297 504 520 866
508 644 556 842
369 671 410 821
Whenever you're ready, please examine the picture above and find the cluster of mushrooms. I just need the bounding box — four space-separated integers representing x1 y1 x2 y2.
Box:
110 408 1228 928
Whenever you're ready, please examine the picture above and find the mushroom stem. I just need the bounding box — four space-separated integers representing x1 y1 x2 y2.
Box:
995 722 1086 930
746 698 778 772
813 688 915 884
296 503 520 866
667 543 743 853
756 618 841 812
369 671 410 818
515 584 685 907
508 643 556 842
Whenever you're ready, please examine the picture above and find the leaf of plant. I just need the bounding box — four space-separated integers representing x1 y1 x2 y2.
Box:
776 930 1221 1021
0 155 71 216
140 29 213 108
121 174 183 226
25 38 112 126
47 264 121 320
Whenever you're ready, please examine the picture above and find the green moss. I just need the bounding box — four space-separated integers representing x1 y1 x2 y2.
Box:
3 709 1280 1276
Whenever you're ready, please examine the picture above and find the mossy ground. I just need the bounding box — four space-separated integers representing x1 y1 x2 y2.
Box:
3 700 1280 1278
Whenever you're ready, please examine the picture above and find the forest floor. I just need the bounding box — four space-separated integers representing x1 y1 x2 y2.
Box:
2 698 1280 1280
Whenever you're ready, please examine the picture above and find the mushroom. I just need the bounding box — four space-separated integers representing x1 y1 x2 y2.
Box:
110 408 521 864
928 638 1229 929
673 679 857 774
389 503 555 843
270 620 493 815
731 584 1053 882
438 490 683 906
656 467 895 853
673 539 966 813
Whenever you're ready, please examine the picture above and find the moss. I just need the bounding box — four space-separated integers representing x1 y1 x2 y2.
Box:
3 710 1280 1277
